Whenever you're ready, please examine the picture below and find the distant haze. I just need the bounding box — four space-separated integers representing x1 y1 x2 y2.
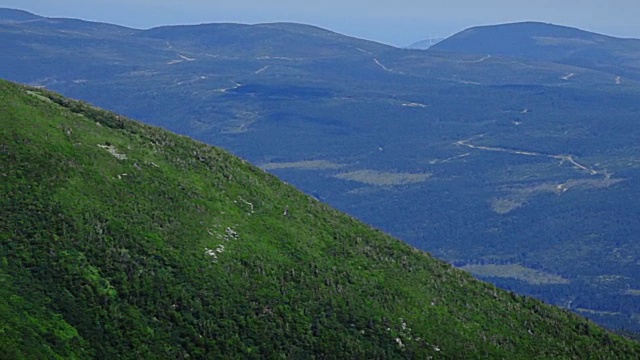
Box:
2 0 640 46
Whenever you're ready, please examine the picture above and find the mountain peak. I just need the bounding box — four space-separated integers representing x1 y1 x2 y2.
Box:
0 8 43 22
138 21 392 57
455 21 614 41
430 21 640 74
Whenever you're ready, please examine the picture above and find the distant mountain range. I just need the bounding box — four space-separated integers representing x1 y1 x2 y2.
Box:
2 8 640 334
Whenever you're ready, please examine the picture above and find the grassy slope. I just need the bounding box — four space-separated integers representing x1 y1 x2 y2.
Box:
1 79 639 358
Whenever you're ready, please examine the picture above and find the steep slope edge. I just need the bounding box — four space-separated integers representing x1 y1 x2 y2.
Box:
1 79 638 358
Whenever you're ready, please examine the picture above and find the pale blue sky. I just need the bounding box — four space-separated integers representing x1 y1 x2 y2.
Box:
2 0 639 46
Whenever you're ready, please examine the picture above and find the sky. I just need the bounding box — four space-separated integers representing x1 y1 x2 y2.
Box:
2 0 640 46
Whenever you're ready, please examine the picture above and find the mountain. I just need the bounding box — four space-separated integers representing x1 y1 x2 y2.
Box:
3 79 640 358
431 21 640 80
406 38 444 50
2 9 640 334
0 8 42 21
137 22 392 56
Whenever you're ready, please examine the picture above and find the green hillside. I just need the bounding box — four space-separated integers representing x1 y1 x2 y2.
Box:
1 79 639 358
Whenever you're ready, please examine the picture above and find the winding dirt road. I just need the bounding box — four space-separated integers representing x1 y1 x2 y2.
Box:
455 137 601 175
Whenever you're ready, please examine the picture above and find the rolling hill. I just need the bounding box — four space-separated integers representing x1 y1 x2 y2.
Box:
0 8 41 21
431 21 640 81
3 79 640 358
2 9 640 333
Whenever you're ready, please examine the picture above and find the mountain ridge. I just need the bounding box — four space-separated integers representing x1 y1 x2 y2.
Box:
431 21 640 80
0 8 135 33
0 8 43 22
135 21 392 57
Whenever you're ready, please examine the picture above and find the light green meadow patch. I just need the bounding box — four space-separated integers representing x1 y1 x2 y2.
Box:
461 264 570 285
261 160 345 171
25 90 53 103
625 289 640 296
576 308 621 316
491 198 527 214
533 36 598 47
334 170 430 186
491 178 625 214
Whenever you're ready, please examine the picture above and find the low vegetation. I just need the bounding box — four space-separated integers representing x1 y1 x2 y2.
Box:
461 264 570 285
334 170 431 186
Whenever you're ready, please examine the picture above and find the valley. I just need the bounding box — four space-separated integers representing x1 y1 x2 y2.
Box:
4 79 640 357
2 9 640 334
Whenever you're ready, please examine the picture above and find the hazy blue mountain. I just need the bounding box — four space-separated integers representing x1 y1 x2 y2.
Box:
0 8 42 21
406 38 444 50
432 21 640 80
137 22 392 56
2 9 640 334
